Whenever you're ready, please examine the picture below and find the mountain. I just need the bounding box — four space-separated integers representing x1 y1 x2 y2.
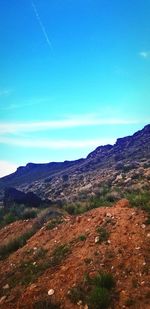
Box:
0 124 150 202
0 125 150 309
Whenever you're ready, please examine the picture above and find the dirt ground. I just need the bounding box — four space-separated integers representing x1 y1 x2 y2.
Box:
0 199 149 309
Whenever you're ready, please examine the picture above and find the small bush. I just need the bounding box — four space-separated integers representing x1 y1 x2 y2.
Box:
50 244 70 267
68 272 115 309
91 273 115 290
88 287 111 309
78 235 87 241
96 227 109 242
126 191 150 213
46 217 63 230
21 209 37 219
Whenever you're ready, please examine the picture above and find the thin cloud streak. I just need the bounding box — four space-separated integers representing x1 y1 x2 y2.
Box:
31 1 52 50
0 137 116 149
0 117 140 134
139 51 150 59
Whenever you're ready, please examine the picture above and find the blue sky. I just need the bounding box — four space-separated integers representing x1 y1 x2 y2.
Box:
0 0 150 176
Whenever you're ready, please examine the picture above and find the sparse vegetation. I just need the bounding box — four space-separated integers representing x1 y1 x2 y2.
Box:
96 227 109 242
91 272 115 290
46 217 63 230
68 285 85 304
50 244 71 267
0 209 60 260
126 190 150 213
33 299 60 309
78 234 87 241
88 287 111 309
68 272 115 308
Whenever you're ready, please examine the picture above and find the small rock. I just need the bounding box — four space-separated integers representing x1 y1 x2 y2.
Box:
33 262 36 266
141 281 145 286
106 213 112 218
48 289 55 296
77 300 82 305
3 284 9 290
147 233 150 237
33 247 37 250
107 240 111 244
135 247 140 250
141 224 146 229
95 236 100 243
0 296 7 303
29 284 37 290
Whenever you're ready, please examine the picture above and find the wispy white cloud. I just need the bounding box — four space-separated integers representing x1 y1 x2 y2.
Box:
139 51 150 59
31 1 52 50
0 116 139 134
0 136 115 149
0 160 18 177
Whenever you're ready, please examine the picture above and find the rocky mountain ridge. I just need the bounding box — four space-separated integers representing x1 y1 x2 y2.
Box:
0 124 150 202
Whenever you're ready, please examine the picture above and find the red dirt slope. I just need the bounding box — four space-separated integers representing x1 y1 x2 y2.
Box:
0 199 150 309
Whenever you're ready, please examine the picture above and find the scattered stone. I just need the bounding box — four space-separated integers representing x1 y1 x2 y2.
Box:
107 240 111 244
48 289 55 296
29 284 37 290
33 262 36 265
77 300 82 305
106 212 112 218
141 281 145 286
3 284 9 290
141 224 146 229
95 236 100 243
0 296 7 303
147 233 150 237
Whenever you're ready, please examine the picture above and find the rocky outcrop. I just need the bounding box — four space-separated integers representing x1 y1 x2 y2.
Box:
3 187 42 209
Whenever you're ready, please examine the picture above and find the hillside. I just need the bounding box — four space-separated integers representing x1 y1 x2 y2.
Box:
0 199 150 308
0 124 150 203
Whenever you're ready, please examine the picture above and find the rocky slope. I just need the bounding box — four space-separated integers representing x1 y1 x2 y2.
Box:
0 199 149 308
0 124 150 202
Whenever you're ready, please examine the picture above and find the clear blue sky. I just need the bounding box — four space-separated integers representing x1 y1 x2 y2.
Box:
0 0 150 176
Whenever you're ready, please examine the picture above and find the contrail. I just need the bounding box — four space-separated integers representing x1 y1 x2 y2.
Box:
31 1 52 50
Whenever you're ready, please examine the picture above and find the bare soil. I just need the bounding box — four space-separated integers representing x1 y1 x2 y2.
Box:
0 199 149 309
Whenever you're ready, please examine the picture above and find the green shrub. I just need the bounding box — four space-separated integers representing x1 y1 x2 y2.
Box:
88 287 111 309
68 272 115 309
3 213 16 224
21 209 37 219
50 244 70 267
96 227 109 242
46 217 63 230
78 234 87 241
126 191 150 213
91 273 115 290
